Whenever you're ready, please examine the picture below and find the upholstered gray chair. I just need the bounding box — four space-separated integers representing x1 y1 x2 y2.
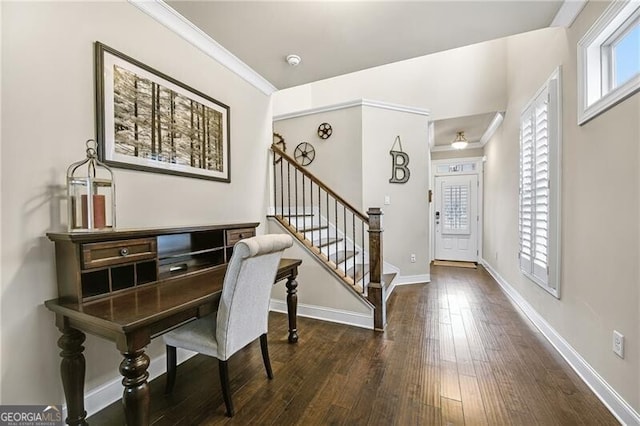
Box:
163 234 293 417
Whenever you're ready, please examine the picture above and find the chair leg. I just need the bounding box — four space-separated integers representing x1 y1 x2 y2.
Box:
165 345 177 394
260 334 273 380
218 360 234 417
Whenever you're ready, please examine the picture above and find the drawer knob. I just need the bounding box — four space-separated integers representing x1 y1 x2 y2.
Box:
239 234 244 238
120 248 129 256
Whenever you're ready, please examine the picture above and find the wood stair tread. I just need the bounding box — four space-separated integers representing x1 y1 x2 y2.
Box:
329 250 358 264
299 225 329 232
347 263 369 282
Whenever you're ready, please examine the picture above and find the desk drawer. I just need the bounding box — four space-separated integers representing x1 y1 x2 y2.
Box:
226 228 255 246
82 238 157 270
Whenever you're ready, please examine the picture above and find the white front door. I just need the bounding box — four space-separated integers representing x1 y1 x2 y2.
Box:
434 174 478 262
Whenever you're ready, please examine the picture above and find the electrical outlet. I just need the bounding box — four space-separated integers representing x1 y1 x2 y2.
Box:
410 254 416 263
384 195 391 205
613 330 624 358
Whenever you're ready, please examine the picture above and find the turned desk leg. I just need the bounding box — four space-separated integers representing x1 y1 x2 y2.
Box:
120 350 150 426
285 274 298 343
58 327 88 426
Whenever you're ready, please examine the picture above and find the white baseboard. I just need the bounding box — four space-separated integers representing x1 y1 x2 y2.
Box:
393 274 430 286
270 299 373 330
63 348 197 421
386 281 396 301
385 274 430 302
480 259 640 426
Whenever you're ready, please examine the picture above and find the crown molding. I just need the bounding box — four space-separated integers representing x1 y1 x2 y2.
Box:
431 141 483 152
273 99 430 121
479 112 504 146
361 99 430 116
428 122 436 149
273 99 362 121
550 0 587 27
128 0 277 95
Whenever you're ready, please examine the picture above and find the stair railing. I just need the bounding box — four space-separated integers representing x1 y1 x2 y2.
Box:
270 144 386 330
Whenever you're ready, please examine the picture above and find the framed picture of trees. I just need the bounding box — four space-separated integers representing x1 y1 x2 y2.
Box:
95 42 231 182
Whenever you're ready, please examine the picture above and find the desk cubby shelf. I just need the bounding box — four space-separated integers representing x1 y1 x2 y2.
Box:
47 223 258 303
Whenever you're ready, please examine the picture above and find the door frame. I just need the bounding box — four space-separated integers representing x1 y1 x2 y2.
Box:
429 157 484 263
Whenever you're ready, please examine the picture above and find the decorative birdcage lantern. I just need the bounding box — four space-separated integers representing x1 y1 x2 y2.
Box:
67 139 116 232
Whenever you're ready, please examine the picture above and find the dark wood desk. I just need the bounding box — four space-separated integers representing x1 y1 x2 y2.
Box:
45 258 301 426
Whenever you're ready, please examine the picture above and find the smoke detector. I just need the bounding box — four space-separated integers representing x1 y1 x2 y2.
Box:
286 54 301 67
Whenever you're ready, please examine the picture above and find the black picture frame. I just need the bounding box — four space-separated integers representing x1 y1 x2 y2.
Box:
95 41 231 182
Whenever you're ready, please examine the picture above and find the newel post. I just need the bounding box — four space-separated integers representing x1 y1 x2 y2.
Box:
367 207 386 331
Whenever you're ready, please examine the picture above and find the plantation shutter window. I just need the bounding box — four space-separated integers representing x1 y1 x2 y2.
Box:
519 68 561 297
519 112 534 273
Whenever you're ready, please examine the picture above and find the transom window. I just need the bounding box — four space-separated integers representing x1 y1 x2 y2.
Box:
611 18 640 88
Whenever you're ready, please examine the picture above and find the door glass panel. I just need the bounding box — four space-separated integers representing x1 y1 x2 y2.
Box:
442 183 470 234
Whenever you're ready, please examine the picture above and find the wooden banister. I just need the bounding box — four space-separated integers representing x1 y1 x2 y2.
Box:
270 143 386 331
271 144 369 223
366 208 386 330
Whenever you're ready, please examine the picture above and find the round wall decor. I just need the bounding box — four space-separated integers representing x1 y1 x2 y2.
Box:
317 122 333 139
294 142 316 166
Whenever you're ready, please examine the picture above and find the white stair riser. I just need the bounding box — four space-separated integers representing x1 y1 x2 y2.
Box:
333 256 357 272
286 217 317 229
277 208 372 291
331 255 353 270
318 242 341 257
301 229 329 241
283 213 364 252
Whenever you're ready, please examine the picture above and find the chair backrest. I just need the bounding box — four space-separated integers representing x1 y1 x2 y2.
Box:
215 234 293 360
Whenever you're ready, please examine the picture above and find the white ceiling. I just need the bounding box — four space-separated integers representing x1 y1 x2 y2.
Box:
167 1 563 89
433 112 497 147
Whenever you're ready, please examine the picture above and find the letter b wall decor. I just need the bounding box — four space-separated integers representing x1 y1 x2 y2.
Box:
389 136 410 184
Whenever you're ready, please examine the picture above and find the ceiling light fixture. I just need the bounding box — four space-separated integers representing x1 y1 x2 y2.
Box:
451 131 468 150
286 54 301 67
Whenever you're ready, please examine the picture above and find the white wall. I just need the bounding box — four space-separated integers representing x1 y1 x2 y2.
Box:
273 38 507 121
274 107 363 209
274 103 430 280
483 7 640 414
272 37 509 282
273 2 640 415
361 106 430 276
1 1 272 406
268 219 373 316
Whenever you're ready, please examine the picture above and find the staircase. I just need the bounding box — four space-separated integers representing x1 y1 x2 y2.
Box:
270 144 391 330
277 210 369 292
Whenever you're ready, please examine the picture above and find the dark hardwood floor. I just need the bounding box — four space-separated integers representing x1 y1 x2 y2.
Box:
89 265 619 425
